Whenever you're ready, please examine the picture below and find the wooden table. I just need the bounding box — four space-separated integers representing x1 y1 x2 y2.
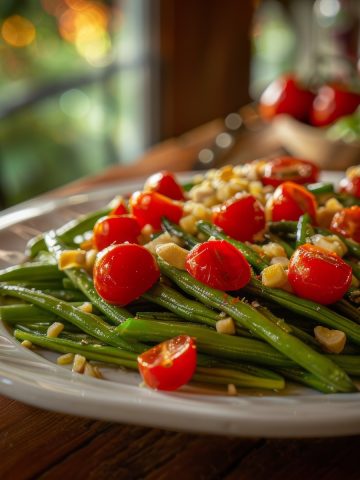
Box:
1 121 359 479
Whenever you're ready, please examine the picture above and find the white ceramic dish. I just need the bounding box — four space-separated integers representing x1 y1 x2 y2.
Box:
0 172 359 438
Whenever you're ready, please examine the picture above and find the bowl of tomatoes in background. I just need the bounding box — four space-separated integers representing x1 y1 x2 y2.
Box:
259 74 360 170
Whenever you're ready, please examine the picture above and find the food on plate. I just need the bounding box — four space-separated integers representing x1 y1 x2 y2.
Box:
1 158 360 395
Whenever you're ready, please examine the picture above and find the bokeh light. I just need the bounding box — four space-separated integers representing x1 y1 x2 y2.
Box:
59 89 91 118
1 15 36 48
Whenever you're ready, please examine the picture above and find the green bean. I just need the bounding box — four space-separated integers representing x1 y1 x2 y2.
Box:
135 311 182 321
332 299 360 325
0 263 64 282
0 284 140 352
26 207 111 258
14 330 139 366
295 214 314 248
197 221 269 271
161 218 199 249
193 367 285 390
117 317 295 367
142 283 220 328
157 258 355 392
0 302 100 325
307 182 335 195
41 289 87 301
44 231 131 325
278 369 337 394
345 260 360 281
244 278 360 346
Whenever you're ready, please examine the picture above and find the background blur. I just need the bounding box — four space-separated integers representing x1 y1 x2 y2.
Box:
0 0 359 208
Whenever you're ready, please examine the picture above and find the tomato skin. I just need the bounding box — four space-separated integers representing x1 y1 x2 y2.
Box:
310 84 360 127
212 194 266 242
259 74 314 122
93 244 160 305
137 335 197 391
144 171 185 201
129 191 183 230
268 181 317 222
185 240 251 291
109 198 128 216
330 206 360 243
93 215 141 251
339 176 360 199
261 156 319 187
287 244 352 305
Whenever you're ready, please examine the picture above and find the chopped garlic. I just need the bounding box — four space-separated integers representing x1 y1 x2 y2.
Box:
314 326 346 354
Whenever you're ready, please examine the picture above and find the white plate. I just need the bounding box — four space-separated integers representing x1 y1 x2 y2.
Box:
0 172 359 438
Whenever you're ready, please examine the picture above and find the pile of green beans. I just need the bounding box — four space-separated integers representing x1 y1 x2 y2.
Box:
0 193 359 396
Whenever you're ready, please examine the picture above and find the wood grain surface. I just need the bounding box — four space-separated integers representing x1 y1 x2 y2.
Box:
1 396 360 480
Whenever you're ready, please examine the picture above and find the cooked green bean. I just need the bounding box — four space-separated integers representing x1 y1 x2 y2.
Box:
245 278 360 346
0 263 64 282
161 218 199 249
0 284 140 352
295 214 314 248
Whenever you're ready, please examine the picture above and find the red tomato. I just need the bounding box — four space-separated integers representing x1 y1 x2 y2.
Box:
330 206 360 243
138 335 196 391
129 191 183 230
339 176 360 199
109 197 128 216
93 244 160 305
261 156 319 187
144 171 185 201
185 240 251 291
212 194 266 242
259 74 314 122
268 181 317 222
93 215 141 251
310 84 360 127
287 244 352 305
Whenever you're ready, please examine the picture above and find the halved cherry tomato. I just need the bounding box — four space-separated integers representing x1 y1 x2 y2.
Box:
261 156 319 187
330 206 360 243
287 244 352 305
93 215 141 251
339 176 360 199
185 240 251 291
268 181 317 222
129 191 183 230
310 84 360 127
212 194 265 242
137 335 196 391
259 74 314 122
144 171 185 201
93 243 160 305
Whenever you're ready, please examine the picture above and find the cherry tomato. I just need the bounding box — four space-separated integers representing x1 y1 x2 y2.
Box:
330 206 360 243
137 335 196 391
93 244 160 305
93 215 141 251
144 171 185 201
268 181 317 222
310 84 360 127
287 244 352 305
261 156 319 187
185 240 251 291
212 194 266 242
129 191 183 230
109 197 128 216
259 74 314 122
339 176 360 199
